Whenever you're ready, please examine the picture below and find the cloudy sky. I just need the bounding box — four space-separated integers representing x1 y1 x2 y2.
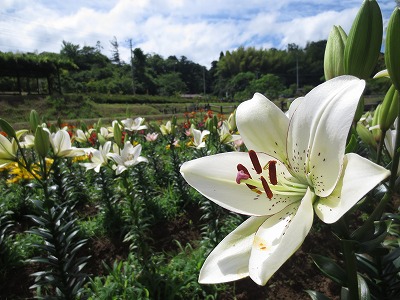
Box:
0 0 396 68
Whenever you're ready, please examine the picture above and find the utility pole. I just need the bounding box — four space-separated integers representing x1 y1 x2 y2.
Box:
203 67 206 95
296 56 299 92
129 39 135 95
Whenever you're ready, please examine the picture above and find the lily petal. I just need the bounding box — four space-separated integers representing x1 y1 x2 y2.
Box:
287 75 365 196
180 152 300 216
198 216 266 284
286 96 304 119
249 188 314 285
315 153 390 224
236 93 289 163
0 135 17 160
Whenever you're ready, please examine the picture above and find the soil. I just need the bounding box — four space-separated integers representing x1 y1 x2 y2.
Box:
1 211 341 300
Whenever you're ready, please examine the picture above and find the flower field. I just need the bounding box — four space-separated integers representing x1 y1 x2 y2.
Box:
2 1 400 299
0 100 357 299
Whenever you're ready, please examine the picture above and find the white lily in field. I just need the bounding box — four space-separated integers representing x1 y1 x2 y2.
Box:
218 120 241 144
80 141 112 172
190 125 210 149
160 121 173 135
0 134 18 168
384 126 400 175
180 75 390 286
107 142 148 175
121 117 147 132
99 127 114 140
74 129 90 143
46 129 85 158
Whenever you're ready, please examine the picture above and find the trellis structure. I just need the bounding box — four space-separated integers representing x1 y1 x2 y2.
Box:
0 52 76 95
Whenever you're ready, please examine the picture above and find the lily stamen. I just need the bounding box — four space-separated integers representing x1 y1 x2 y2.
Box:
260 176 273 199
249 150 262 174
268 160 277 185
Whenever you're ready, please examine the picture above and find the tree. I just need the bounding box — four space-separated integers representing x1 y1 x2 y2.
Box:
156 72 187 96
110 36 121 65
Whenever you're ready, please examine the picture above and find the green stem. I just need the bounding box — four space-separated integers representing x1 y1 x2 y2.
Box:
342 239 359 300
376 130 386 165
390 117 400 190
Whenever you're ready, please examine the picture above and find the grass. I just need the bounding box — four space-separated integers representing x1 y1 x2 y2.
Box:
0 94 240 129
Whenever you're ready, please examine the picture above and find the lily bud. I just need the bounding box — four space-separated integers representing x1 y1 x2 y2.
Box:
385 7 400 92
227 109 237 131
34 126 50 158
379 84 399 132
171 116 177 135
97 133 106 146
356 122 377 148
95 118 102 134
29 110 39 133
371 104 382 142
113 122 122 148
324 25 347 80
344 0 382 79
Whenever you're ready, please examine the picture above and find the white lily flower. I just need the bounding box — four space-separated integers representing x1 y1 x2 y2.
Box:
384 127 400 175
80 141 112 172
46 129 85 158
190 125 210 149
107 142 148 175
218 121 241 144
373 69 389 79
180 76 390 286
121 117 147 132
0 134 18 168
20 134 35 149
74 129 90 143
160 121 173 135
99 127 114 140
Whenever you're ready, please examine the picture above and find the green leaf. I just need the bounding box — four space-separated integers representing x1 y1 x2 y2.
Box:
311 254 347 286
358 274 371 300
305 290 332 300
345 133 358 153
0 118 17 139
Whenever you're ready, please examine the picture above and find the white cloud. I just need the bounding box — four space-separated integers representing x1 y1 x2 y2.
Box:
0 0 395 68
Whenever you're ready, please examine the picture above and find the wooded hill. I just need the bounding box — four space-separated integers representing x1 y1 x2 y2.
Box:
0 39 388 100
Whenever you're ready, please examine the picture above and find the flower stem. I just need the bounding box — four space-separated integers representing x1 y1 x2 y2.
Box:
376 129 386 165
342 239 359 300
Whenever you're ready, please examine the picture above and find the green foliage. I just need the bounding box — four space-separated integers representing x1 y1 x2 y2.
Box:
87 254 150 300
0 206 15 280
27 200 90 299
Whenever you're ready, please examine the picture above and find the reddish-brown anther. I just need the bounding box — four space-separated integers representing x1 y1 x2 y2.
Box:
269 160 278 185
260 176 273 199
248 150 262 174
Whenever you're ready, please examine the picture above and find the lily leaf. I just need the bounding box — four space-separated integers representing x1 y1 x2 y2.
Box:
311 254 347 286
0 118 16 139
305 290 332 300
358 274 371 300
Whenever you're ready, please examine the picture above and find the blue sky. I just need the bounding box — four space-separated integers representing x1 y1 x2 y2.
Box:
0 0 396 68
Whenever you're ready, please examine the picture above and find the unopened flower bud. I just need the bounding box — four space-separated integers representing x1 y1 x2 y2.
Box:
344 0 382 79
324 25 347 80
385 7 400 91
171 116 177 135
227 109 237 131
379 84 399 132
29 110 40 133
113 122 122 147
371 104 382 142
356 122 377 148
34 126 50 158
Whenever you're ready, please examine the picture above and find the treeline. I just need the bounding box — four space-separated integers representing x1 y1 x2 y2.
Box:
0 39 388 100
